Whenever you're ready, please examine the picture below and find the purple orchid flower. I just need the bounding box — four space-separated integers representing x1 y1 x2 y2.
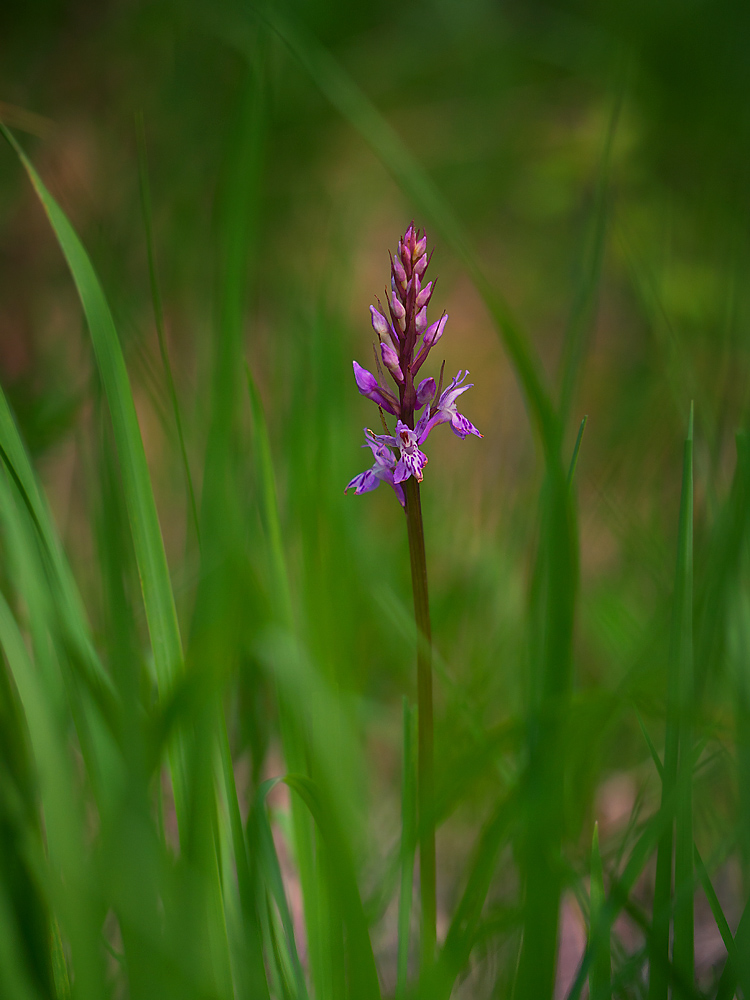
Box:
347 226 481 503
418 371 484 442
393 421 428 483
345 428 405 506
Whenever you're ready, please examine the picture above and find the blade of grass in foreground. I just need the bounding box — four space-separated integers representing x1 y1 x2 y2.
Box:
283 774 381 1000
246 366 325 993
0 584 106 1000
0 122 186 805
649 403 694 1000
589 822 611 1000
1 123 235 998
135 111 201 551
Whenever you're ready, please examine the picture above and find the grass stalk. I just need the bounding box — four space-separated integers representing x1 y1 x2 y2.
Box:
404 477 436 970
135 111 201 551
589 822 611 1000
649 403 694 1000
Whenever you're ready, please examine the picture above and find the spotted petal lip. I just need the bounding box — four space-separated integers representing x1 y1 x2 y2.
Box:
392 420 428 484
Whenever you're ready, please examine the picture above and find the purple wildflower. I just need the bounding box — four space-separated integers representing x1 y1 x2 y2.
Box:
345 429 405 507
418 371 483 442
393 421 428 483
347 225 481 502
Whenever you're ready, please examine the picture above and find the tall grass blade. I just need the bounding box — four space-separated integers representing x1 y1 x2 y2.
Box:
283 774 381 1000
249 779 310 1000
0 122 186 802
135 111 201 550
649 403 694 1000
0 584 106 1000
0 122 240 999
567 415 588 489
589 822 611 1000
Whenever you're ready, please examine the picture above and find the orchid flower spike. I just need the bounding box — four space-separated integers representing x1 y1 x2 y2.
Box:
347 226 481 502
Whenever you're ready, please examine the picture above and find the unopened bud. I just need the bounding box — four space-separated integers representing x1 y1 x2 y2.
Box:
414 253 428 277
370 305 390 340
416 306 428 334
391 292 406 327
416 376 436 408
381 342 404 383
423 313 447 348
416 281 433 309
391 254 407 291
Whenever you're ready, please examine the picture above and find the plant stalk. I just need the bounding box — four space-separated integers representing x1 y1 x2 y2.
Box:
404 476 436 969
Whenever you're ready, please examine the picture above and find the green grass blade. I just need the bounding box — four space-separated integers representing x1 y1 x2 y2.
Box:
672 404 695 995
558 71 625 426
649 403 694 1000
218 725 271 1000
431 791 517 999
715 893 750 1000
567 415 588 489
0 587 106 999
248 779 309 1000
693 847 737 974
135 111 201 551
283 774 381 1000
0 122 184 758
0 386 117 724
589 822 611 1000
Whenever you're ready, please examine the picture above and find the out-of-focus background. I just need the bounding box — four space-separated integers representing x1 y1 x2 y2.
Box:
1 0 749 996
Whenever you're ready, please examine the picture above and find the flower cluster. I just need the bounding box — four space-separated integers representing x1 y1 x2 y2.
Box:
346 225 481 507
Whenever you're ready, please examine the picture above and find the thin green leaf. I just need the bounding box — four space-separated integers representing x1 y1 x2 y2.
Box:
589 822 611 1000
135 111 201 551
0 122 184 783
283 774 381 1000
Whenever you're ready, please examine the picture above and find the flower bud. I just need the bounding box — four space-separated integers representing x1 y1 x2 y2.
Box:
414 253 428 277
414 235 427 260
416 306 428 334
416 376 436 409
423 313 447 348
416 281 433 309
370 305 390 340
380 342 404 383
391 253 407 292
391 292 406 327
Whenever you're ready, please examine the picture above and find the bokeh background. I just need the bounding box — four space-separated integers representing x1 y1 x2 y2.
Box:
1 0 750 996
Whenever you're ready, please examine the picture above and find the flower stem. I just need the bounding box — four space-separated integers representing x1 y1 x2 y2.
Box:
404 476 436 969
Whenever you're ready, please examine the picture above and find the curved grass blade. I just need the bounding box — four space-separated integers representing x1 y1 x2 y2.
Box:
0 123 185 757
0 389 117 728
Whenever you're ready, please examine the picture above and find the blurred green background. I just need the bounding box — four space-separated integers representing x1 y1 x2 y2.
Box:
1 0 749 997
